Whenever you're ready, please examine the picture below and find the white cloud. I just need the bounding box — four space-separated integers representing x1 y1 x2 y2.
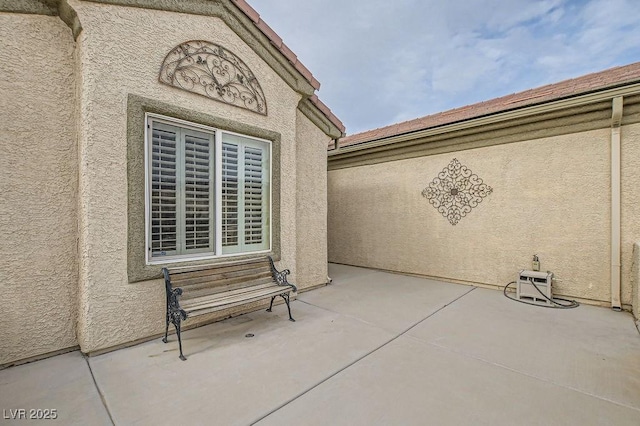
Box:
252 0 640 134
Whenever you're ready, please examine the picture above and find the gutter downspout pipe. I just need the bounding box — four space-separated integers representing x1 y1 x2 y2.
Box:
611 96 623 311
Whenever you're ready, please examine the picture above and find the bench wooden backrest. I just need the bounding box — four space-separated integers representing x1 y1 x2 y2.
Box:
163 258 275 302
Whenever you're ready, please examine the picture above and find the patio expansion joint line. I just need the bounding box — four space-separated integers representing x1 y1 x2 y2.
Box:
250 286 477 425
421 340 640 413
296 299 396 331
83 355 116 426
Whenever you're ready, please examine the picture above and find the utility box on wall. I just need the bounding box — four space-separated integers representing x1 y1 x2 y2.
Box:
517 270 553 305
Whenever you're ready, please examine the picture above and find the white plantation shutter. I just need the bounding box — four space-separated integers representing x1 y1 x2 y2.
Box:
148 120 214 259
183 131 214 253
150 123 178 257
221 134 270 254
146 115 270 263
243 146 264 245
222 142 239 248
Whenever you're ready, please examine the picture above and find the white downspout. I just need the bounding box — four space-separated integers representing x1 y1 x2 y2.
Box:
611 96 623 311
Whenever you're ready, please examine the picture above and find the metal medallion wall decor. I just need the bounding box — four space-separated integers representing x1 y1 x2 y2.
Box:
421 158 493 225
159 40 267 115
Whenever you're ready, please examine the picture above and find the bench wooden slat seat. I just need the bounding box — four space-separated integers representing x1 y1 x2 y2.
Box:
182 285 293 312
162 256 296 360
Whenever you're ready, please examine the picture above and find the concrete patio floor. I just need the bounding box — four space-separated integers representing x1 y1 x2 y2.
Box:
2 263 640 425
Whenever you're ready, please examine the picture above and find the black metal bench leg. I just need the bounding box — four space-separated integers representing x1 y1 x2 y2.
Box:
280 293 295 322
173 316 186 361
266 296 277 312
162 312 169 343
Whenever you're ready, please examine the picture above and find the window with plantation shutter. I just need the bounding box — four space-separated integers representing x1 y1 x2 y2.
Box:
149 121 215 260
146 114 271 264
221 133 270 255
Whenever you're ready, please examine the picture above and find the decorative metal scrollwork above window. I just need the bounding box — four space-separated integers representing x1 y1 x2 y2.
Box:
421 158 493 225
159 40 267 115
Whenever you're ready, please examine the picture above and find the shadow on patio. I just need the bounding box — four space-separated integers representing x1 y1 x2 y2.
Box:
2 264 640 425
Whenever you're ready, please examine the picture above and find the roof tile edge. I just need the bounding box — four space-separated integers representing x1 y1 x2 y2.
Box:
230 0 344 133
338 61 640 150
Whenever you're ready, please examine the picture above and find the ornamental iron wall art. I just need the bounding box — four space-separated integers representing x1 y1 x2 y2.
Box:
421 158 493 225
159 40 267 115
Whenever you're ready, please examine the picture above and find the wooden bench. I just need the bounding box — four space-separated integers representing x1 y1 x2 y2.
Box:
161 256 296 360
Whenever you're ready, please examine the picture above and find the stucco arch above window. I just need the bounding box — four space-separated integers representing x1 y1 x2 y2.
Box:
159 40 267 115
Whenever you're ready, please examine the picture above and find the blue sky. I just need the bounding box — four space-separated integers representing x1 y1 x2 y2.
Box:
252 0 640 135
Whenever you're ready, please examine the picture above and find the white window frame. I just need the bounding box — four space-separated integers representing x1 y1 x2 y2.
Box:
144 113 272 265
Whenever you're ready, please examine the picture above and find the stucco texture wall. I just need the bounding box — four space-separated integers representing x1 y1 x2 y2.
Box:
69 1 302 352
0 14 78 364
295 110 330 291
328 128 615 303
632 243 640 320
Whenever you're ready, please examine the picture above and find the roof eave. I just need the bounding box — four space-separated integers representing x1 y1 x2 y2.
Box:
330 81 640 156
299 98 345 139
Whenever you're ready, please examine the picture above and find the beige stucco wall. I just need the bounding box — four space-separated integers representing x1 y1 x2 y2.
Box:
329 128 618 304
69 1 303 352
632 243 640 320
295 110 330 291
0 14 78 365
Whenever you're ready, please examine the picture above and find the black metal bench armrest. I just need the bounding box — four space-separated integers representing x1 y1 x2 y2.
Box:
162 267 187 319
268 256 297 292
